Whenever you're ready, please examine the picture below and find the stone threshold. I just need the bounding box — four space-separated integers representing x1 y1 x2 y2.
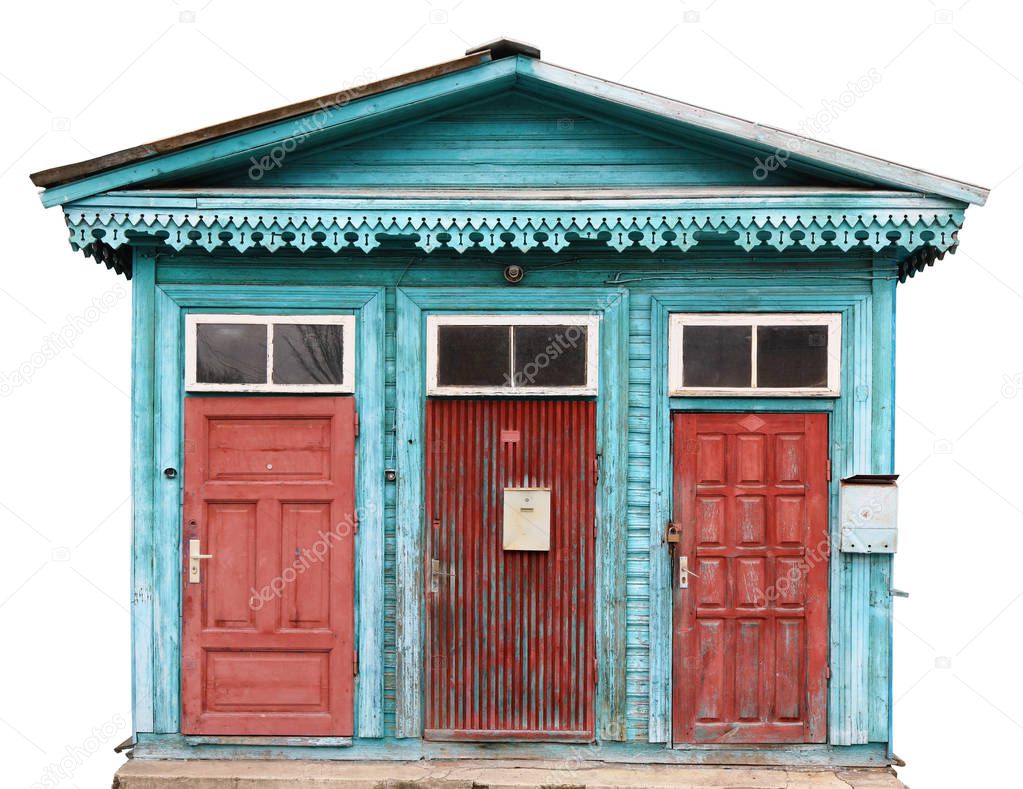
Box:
114 758 907 788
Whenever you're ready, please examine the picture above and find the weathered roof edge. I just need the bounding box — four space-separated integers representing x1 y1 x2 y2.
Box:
29 50 495 190
30 42 990 206
519 58 989 206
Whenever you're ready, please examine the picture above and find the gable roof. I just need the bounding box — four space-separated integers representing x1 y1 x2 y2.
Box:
31 39 988 207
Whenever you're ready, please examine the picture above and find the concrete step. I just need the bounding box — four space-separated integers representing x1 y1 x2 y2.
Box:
114 759 907 788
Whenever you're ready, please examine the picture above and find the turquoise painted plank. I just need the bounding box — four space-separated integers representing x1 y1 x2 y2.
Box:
130 248 157 735
393 288 424 738
868 262 897 744
355 290 387 738
597 291 630 741
646 297 671 743
74 192 964 214
153 286 183 732
131 732 891 767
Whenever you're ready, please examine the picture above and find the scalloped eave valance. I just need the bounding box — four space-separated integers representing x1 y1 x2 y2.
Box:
66 206 963 260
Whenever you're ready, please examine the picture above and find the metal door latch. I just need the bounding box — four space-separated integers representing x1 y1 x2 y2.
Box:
188 538 213 584
678 555 699 589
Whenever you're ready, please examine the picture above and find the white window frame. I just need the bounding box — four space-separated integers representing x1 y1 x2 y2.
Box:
185 313 355 393
426 314 601 396
669 312 841 397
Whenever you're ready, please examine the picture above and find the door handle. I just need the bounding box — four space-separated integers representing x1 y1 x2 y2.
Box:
678 555 699 589
188 538 213 584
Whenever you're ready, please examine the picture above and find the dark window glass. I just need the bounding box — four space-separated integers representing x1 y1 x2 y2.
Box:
682 325 752 387
272 323 344 385
513 325 588 387
195 323 266 384
757 325 829 388
436 325 511 386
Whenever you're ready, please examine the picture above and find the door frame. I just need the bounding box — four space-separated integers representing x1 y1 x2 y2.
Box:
648 289 890 747
394 287 630 741
136 272 386 738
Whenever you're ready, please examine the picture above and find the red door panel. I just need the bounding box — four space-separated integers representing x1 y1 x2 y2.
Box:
182 396 356 736
672 412 829 744
424 399 596 742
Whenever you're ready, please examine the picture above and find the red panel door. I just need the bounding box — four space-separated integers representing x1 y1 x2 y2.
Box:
671 412 829 744
424 399 596 742
182 396 356 736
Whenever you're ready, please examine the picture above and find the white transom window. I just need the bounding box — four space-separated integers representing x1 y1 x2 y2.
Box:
185 314 355 392
426 314 600 396
669 313 841 396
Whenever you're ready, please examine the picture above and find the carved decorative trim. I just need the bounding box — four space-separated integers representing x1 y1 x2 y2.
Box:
65 207 962 259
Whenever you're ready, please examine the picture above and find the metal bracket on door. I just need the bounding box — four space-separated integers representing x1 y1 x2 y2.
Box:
430 558 455 593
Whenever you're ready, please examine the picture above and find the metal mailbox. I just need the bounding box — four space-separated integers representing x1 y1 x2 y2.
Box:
839 474 899 554
503 487 551 551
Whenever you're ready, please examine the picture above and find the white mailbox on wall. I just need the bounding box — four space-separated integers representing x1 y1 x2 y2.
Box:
503 487 552 551
839 474 899 554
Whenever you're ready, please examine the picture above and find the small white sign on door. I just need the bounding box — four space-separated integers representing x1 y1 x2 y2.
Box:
503 488 551 551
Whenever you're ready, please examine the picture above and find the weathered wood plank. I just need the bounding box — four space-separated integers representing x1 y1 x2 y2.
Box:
130 248 157 735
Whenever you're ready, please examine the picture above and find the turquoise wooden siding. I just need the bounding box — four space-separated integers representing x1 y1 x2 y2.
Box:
133 248 896 749
174 91 836 190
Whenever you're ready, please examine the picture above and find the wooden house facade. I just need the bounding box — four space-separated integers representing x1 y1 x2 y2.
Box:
30 40 987 767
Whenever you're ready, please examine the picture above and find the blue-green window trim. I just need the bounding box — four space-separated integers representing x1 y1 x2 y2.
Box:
393 286 630 740
647 287 895 748
131 248 387 737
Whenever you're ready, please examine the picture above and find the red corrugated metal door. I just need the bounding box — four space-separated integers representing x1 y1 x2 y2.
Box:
424 399 596 742
181 396 356 735
671 412 829 744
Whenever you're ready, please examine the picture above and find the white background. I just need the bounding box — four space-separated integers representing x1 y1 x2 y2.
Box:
1 2 1017 786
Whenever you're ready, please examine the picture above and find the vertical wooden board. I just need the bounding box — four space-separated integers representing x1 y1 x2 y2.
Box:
646 297 672 743
597 291 630 741
394 288 425 738
130 248 157 735
356 290 387 738
153 286 183 733
868 265 897 744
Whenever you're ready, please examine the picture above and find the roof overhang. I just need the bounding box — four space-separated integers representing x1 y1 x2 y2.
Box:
65 187 964 282
32 50 988 208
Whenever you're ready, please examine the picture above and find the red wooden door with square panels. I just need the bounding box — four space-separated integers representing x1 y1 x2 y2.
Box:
181 396 356 736
671 412 829 744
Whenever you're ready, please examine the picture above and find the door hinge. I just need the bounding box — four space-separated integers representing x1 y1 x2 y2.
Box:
593 456 599 485
354 410 360 438
825 664 831 680
354 649 359 676
353 512 359 535
826 458 832 481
